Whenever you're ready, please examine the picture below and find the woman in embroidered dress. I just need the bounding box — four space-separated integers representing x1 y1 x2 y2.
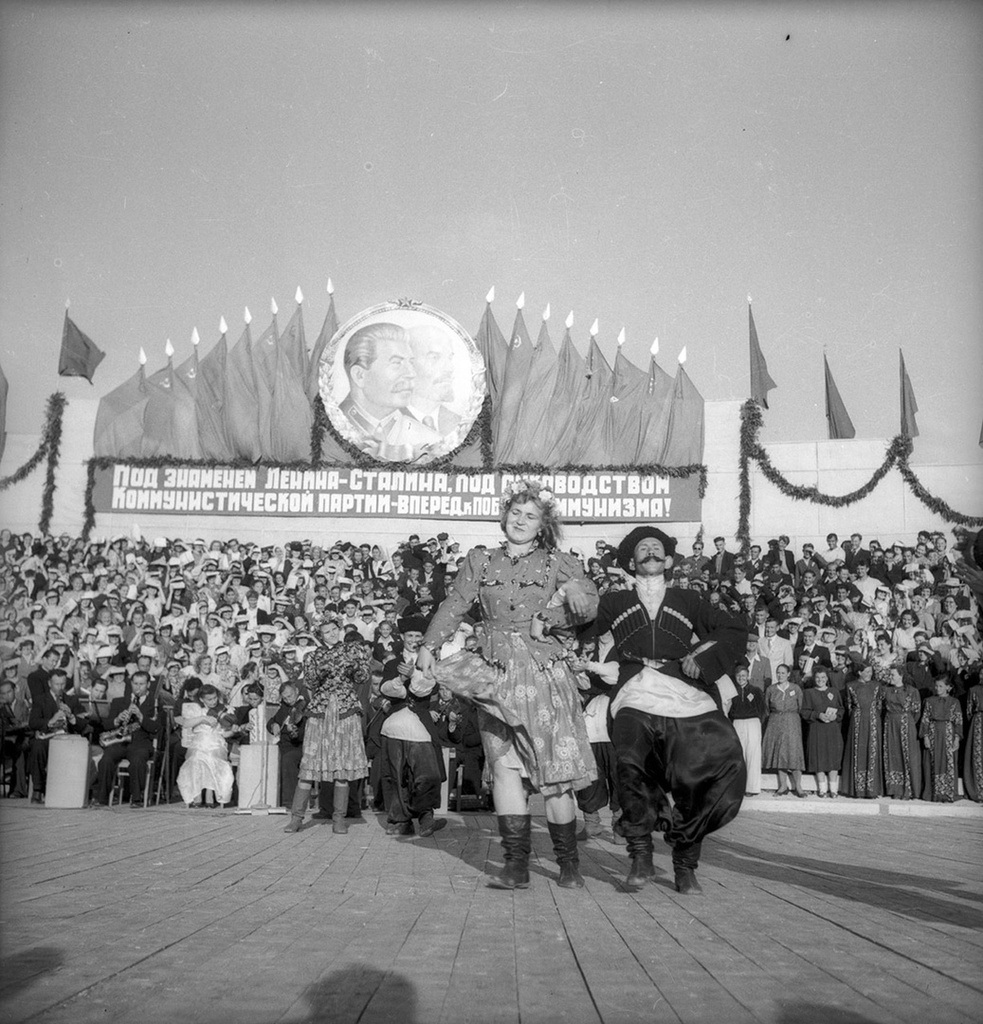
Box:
920 675 963 802
282 622 371 833
416 479 598 889
880 665 922 800
962 675 983 802
840 663 885 799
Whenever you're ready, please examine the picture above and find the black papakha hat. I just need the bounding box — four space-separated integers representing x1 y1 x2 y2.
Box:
617 527 677 571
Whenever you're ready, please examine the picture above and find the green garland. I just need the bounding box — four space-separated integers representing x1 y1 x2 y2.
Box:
737 399 982 548
0 392 66 534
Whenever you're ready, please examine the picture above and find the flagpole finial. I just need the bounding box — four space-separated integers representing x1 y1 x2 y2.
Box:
542 303 551 322
65 297 71 310
295 286 303 305
617 327 626 347
244 307 252 325
271 297 278 316
650 337 659 356
219 316 228 335
191 327 200 346
677 346 687 364
139 348 147 366
486 285 495 304
747 293 752 304
164 339 175 359
327 278 334 296
516 291 525 310
565 311 574 329
589 319 599 338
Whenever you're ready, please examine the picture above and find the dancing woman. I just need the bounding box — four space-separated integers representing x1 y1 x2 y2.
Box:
283 622 371 833
416 479 598 889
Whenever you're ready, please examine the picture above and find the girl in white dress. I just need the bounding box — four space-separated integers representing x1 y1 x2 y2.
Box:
176 683 234 808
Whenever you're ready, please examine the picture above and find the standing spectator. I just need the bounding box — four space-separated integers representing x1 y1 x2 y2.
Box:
729 665 766 796
880 665 922 801
800 667 844 798
962 674 983 803
841 664 885 799
762 664 807 797
709 536 736 583
919 676 963 802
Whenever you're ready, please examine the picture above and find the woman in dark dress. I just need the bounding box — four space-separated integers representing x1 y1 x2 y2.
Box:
962 678 983 803
880 665 922 800
800 667 844 798
841 663 884 799
920 675 963 802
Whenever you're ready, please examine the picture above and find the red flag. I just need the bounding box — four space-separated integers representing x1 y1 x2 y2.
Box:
250 314 279 459
656 364 705 466
0 357 9 463
823 354 856 439
635 353 674 464
306 291 339 402
749 303 777 409
93 360 148 457
604 348 649 462
539 329 585 466
195 330 235 462
58 311 106 383
512 319 559 465
225 321 264 462
568 335 614 465
270 304 314 462
142 352 202 460
899 350 919 438
474 302 508 413
494 309 535 463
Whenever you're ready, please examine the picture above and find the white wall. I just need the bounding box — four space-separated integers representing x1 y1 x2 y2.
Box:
2 396 980 554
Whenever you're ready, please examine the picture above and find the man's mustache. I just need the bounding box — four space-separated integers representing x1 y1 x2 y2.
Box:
640 554 665 564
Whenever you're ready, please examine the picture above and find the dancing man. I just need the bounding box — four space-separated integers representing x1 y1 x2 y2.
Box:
594 526 747 894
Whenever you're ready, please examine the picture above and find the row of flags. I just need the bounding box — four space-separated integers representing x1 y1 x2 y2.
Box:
474 298 703 467
0 290 974 474
748 303 925 441
91 288 336 463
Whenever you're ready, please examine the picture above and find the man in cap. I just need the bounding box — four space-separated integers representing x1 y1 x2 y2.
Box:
591 526 747 894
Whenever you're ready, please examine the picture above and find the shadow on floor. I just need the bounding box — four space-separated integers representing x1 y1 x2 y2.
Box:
0 945 65 1000
301 964 418 1023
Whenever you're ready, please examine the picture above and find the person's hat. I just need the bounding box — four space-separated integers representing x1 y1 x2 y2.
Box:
214 645 230 657
105 664 126 676
3 657 20 671
437 532 449 542
397 615 428 635
255 623 278 636
95 646 115 659
139 645 157 658
105 624 123 636
616 527 677 572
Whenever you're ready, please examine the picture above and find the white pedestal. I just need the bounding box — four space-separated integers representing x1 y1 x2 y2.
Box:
237 742 280 809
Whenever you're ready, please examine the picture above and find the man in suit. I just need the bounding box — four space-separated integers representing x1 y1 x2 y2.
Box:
794 624 831 678
92 670 160 808
27 668 88 802
338 322 440 461
709 536 736 584
592 526 746 895
405 324 463 436
758 618 794 680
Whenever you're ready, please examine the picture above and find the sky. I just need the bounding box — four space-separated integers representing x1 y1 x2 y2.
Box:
1 0 981 471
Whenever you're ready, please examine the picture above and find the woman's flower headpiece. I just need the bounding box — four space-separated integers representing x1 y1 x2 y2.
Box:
502 477 556 510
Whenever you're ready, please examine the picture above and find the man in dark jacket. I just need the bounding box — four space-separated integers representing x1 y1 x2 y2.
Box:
593 527 746 895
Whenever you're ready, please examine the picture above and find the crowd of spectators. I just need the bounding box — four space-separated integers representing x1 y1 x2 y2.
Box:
1 524 981 812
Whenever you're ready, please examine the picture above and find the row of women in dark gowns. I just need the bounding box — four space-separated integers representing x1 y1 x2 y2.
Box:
732 664 982 803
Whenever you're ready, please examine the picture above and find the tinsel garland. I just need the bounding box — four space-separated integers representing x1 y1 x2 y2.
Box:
737 399 982 548
0 392 66 534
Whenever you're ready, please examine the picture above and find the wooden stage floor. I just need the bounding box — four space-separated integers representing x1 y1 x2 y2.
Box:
1 800 981 1024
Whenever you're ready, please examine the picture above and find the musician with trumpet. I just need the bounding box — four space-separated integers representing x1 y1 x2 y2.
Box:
27 668 89 803
91 671 160 808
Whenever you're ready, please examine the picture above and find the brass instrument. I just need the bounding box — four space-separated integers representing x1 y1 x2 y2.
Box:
99 695 141 747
